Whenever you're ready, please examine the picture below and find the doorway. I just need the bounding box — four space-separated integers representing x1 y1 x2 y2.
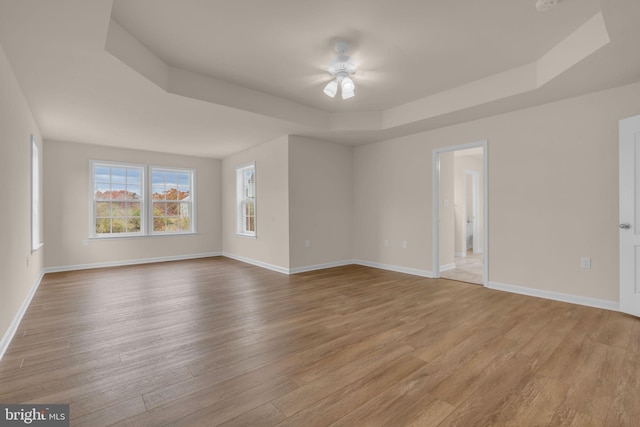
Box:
433 141 488 286
619 114 640 316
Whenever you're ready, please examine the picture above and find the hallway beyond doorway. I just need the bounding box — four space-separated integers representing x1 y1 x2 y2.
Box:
441 250 483 285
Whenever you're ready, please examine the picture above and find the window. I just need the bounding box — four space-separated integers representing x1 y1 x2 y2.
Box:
31 135 43 251
151 168 194 233
236 163 256 236
91 162 195 238
92 162 144 236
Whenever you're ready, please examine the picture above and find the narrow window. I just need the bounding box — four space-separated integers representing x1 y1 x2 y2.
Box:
236 163 256 236
91 162 144 237
151 168 194 233
31 135 43 251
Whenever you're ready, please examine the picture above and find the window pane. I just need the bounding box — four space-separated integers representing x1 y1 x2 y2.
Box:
95 166 111 183
179 217 190 231
166 218 179 232
127 202 141 216
151 168 194 233
245 200 255 215
152 185 165 200
164 186 178 200
179 203 191 217
153 202 165 216
178 186 190 200
166 202 179 217
236 164 256 235
153 218 165 232
127 217 141 232
111 184 127 200
111 218 126 233
112 202 125 217
95 183 111 200
177 172 190 186
96 202 111 217
127 168 141 184
111 168 126 184
96 218 111 234
166 172 178 188
127 185 141 199
92 162 144 236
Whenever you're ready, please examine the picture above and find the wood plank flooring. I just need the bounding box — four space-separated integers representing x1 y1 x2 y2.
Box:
0 257 638 426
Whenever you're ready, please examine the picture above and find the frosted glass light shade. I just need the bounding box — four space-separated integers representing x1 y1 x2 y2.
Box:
341 88 355 99
323 80 338 97
341 76 355 92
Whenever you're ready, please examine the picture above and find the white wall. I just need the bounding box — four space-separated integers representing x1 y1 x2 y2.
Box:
354 81 640 302
0 43 44 346
454 154 484 255
289 136 353 270
43 140 221 269
222 136 290 270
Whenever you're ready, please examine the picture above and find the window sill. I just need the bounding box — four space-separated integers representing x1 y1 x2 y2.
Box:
90 232 198 240
235 233 257 239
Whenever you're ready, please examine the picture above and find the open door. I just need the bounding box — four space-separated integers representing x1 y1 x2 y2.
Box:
620 114 640 316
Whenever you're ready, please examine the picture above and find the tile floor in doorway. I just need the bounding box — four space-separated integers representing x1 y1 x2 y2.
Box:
441 250 483 285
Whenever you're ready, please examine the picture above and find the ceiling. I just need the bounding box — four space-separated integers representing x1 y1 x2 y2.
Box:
0 0 639 158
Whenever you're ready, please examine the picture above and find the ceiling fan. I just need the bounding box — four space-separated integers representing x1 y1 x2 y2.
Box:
323 41 357 100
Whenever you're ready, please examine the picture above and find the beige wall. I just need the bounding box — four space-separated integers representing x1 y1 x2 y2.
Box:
221 136 290 270
43 140 221 269
0 43 44 342
353 139 432 272
355 81 640 302
289 136 353 269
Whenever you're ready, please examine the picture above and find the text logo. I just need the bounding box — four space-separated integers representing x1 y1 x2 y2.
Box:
0 405 69 426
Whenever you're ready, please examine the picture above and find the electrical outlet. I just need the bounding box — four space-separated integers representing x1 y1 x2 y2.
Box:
402 241 408 249
304 240 311 248
384 240 389 247
580 257 591 269
82 240 89 247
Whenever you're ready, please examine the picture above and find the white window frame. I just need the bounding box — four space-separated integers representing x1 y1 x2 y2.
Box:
31 135 43 251
90 161 146 238
236 162 256 237
150 166 196 235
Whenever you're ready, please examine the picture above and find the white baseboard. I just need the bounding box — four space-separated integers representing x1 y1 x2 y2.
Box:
487 281 619 311
44 252 222 273
222 255 435 278
353 260 434 278
440 263 456 272
222 252 289 275
289 260 355 274
454 252 466 258
0 270 45 362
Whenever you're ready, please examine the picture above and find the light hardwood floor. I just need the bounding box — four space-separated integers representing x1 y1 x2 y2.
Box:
0 257 638 426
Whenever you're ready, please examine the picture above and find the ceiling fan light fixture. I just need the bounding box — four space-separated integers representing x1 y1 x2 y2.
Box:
341 76 355 92
341 88 355 100
535 0 558 12
323 40 357 100
323 80 338 97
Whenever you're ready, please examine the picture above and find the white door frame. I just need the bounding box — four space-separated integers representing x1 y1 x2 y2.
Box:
433 140 489 286
620 114 640 316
